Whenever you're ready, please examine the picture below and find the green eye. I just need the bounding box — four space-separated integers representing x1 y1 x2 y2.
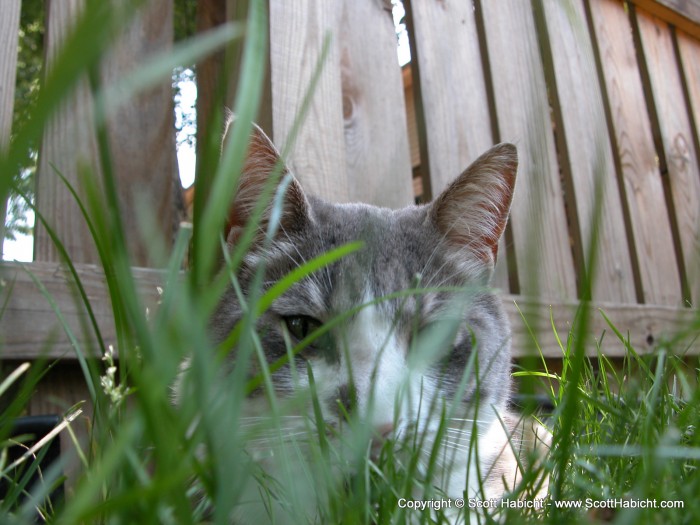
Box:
284 315 322 340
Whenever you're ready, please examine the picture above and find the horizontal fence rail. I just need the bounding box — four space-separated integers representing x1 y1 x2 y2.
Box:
1 262 696 361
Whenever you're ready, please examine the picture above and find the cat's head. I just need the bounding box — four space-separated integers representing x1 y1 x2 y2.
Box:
211 120 517 443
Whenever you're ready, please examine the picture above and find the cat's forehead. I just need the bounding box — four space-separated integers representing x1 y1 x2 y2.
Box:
309 198 429 253
307 199 436 280
282 198 456 316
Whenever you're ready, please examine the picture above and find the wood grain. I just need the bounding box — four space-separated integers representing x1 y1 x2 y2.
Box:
539 0 637 304
479 0 577 300
504 294 698 358
1 262 695 361
35 0 103 264
101 0 179 267
631 0 700 40
676 30 700 304
0 262 164 360
406 0 494 197
223 0 273 135
635 10 700 306
268 0 350 203
36 0 179 267
405 0 510 292
339 0 413 208
195 0 227 143
587 0 683 306
0 0 20 145
677 30 700 134
0 0 21 253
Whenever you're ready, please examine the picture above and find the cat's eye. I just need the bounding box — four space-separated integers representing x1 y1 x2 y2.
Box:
284 315 322 341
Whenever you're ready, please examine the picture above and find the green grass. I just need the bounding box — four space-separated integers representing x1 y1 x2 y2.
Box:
2 1 700 524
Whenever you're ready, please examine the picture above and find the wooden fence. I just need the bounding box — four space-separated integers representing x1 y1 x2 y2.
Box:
1 0 699 420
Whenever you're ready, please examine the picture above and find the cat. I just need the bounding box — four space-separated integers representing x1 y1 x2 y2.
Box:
186 118 549 523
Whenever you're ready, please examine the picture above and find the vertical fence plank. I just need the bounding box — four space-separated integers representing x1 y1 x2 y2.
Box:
405 0 493 197
35 0 103 264
101 0 179 267
269 1 349 203
677 30 700 135
33 0 180 465
31 0 97 478
405 0 511 292
539 0 637 304
224 1 273 134
196 0 227 163
0 0 22 255
0 1 20 146
339 0 413 208
631 0 700 40
635 10 700 306
676 30 700 300
478 0 576 300
587 0 681 306
36 0 179 267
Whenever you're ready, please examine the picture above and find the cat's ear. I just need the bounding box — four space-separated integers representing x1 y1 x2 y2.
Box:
223 117 310 246
430 143 517 264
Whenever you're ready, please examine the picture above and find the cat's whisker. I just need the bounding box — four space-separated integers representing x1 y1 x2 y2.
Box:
446 417 492 424
422 264 452 290
443 425 488 433
246 431 312 445
246 431 310 443
444 422 490 430
237 419 307 429
439 439 473 451
279 228 307 264
240 423 308 433
239 415 307 421
419 230 450 285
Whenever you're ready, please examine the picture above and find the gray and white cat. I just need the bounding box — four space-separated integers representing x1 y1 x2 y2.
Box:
198 121 547 523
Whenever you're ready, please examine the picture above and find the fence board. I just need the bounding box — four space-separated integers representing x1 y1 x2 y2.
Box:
677 31 700 295
268 1 349 203
678 30 700 134
586 0 682 306
36 1 180 267
101 0 179 267
339 0 413 208
0 261 695 360
405 0 510 292
195 0 227 163
0 262 163 359
35 0 103 264
0 0 20 145
0 0 21 255
635 10 700 306
676 31 700 306
631 0 700 39
504 295 698 359
405 0 494 197
478 0 577 300
539 0 637 304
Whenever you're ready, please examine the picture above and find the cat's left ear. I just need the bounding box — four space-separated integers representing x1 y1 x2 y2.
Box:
224 118 310 247
430 143 517 265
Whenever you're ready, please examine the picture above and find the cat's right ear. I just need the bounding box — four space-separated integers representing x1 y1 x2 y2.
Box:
223 116 310 247
430 143 517 266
